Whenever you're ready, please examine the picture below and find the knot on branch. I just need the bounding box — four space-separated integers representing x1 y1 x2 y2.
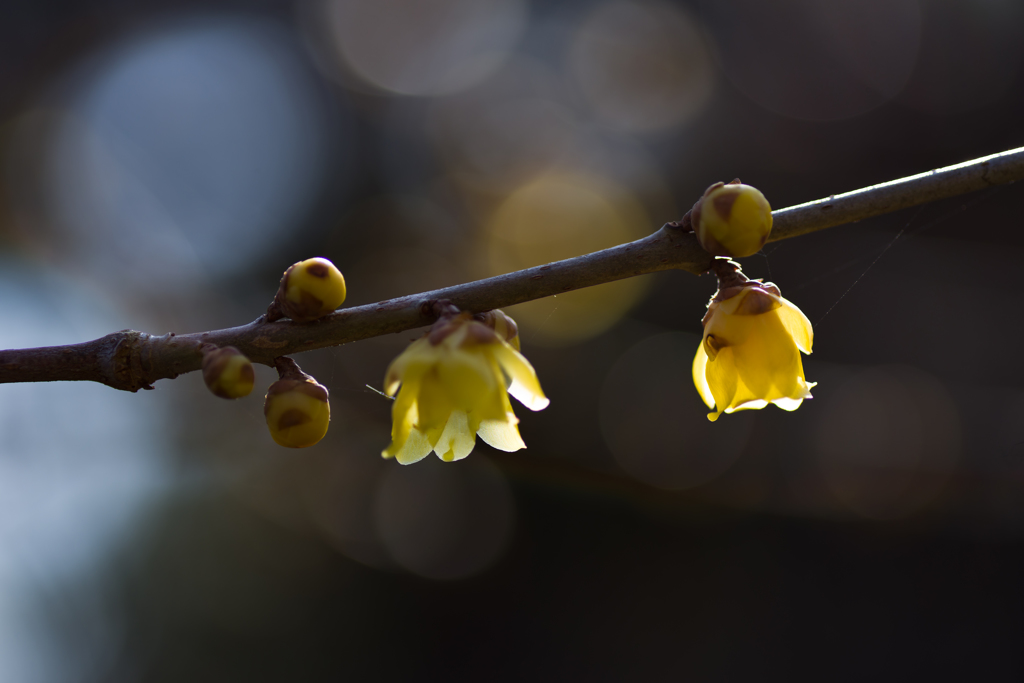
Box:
107 330 156 392
105 330 203 392
422 299 461 321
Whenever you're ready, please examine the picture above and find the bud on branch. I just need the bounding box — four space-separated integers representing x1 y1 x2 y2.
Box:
1 146 1022 391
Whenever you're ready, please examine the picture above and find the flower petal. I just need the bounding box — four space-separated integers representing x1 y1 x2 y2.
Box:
468 359 514 430
415 370 454 432
771 396 804 412
437 348 500 412
382 382 419 459
731 313 801 399
383 337 431 396
704 347 739 421
382 383 433 464
393 427 434 465
776 298 814 354
726 398 768 413
433 410 477 462
477 416 526 452
491 342 549 411
692 343 715 410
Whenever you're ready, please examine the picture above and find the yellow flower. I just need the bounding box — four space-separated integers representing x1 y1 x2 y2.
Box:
692 282 815 422
382 313 549 464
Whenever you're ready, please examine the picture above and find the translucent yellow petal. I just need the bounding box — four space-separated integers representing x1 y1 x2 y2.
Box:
726 398 768 414
731 313 801 399
468 385 511 432
491 342 549 411
776 298 814 355
432 410 477 462
415 370 454 432
705 306 751 349
383 384 431 464
705 347 739 417
728 371 762 408
383 337 432 396
769 355 811 401
423 424 446 450
392 427 434 465
771 396 804 412
383 383 419 457
477 416 526 452
437 348 500 412
691 342 715 410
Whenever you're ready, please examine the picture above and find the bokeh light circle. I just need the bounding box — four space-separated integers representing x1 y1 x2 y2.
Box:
600 332 753 489
37 16 336 292
814 365 959 520
427 58 577 194
702 0 921 121
897 0 1024 115
0 257 166 683
301 448 394 570
374 457 515 580
323 0 526 96
568 0 714 133
486 172 652 345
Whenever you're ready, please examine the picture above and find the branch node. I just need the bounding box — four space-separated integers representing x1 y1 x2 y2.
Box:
664 212 694 233
425 299 461 321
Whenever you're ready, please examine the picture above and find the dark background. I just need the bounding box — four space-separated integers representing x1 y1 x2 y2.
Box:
1 0 1023 680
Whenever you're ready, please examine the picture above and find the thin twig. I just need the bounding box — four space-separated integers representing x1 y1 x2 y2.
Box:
768 145 1024 241
2 146 1023 392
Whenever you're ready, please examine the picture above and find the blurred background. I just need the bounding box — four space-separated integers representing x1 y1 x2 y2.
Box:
1 0 1024 680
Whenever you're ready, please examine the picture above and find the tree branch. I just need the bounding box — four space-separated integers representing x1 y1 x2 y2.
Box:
3 146 1023 391
769 145 1024 241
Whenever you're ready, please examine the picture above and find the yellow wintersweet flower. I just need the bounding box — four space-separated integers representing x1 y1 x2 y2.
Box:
692 281 815 422
382 313 549 464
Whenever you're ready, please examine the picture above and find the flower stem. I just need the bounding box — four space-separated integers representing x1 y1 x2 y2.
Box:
709 259 749 289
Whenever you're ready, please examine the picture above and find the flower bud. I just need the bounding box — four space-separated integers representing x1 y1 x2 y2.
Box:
691 181 772 258
202 346 254 399
268 257 346 323
264 376 331 448
475 309 520 351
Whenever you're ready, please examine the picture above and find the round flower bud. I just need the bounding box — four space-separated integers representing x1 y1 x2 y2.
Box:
272 257 346 323
202 346 255 399
691 181 772 258
264 377 331 448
